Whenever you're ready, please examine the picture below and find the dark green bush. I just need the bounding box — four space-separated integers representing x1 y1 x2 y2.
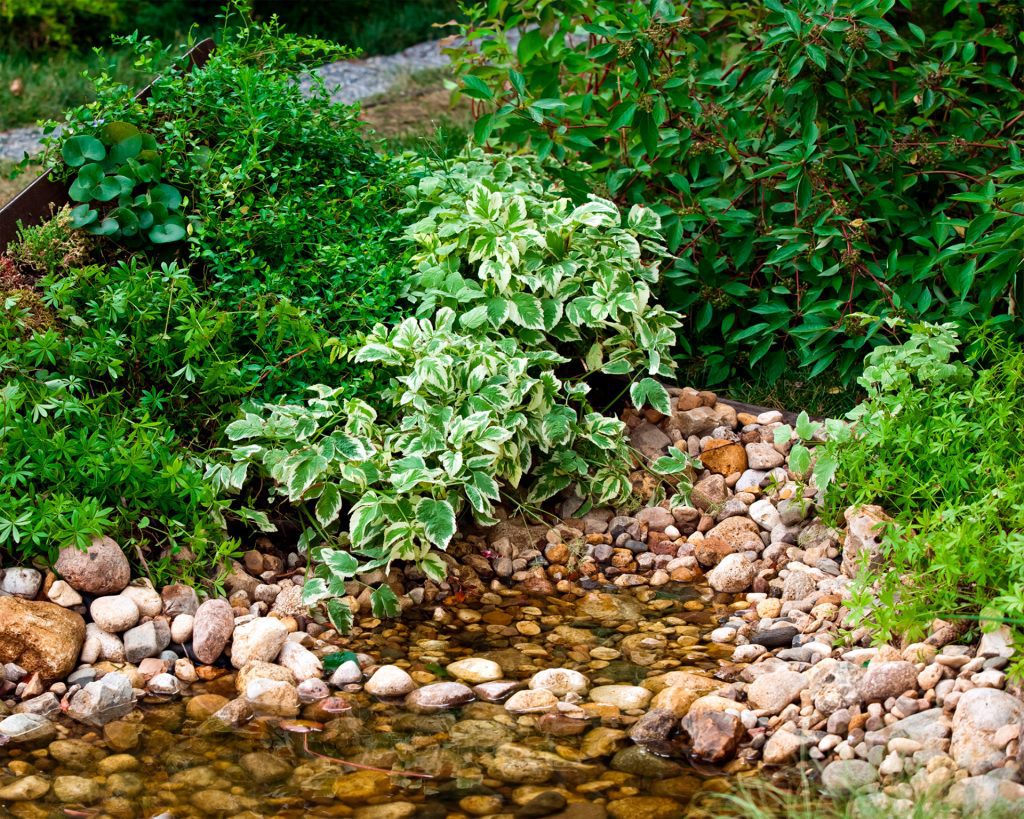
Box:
451 0 1024 385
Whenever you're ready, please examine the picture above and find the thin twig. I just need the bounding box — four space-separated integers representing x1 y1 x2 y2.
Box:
301 733 435 779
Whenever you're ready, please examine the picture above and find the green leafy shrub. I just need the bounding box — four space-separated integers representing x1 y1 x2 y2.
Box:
222 151 683 623
822 320 1024 647
402 150 679 379
450 0 1024 384
223 309 636 625
0 276 238 582
50 15 413 401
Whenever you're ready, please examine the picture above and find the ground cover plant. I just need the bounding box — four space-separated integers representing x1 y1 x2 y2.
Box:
0 11 414 585
450 0 1024 386
820 319 1024 660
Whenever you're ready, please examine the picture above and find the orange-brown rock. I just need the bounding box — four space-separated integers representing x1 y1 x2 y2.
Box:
694 536 734 568
700 439 748 476
0 597 84 682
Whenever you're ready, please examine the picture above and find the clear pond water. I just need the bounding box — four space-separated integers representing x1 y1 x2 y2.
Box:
0 584 769 818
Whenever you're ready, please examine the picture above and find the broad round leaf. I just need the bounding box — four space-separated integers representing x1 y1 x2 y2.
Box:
94 177 123 202
150 183 183 212
110 207 140 236
100 121 143 163
69 204 98 228
87 217 120 237
61 135 105 168
148 218 187 244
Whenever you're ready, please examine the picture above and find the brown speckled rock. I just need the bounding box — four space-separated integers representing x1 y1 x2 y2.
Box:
191 599 235 665
0 597 85 682
54 536 130 595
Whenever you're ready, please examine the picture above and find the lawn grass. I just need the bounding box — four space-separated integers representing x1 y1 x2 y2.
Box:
0 46 150 131
359 67 471 146
0 160 39 208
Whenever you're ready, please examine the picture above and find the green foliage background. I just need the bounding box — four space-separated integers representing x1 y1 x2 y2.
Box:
451 0 1024 385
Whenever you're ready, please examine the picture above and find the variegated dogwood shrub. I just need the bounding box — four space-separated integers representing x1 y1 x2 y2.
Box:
218 152 684 626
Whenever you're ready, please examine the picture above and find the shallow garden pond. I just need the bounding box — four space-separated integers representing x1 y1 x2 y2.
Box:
0 583 761 818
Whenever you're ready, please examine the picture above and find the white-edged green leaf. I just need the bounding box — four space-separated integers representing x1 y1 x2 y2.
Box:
323 548 360 579
370 585 400 618
415 497 457 549
629 377 671 415
420 552 448 583
302 577 330 606
326 598 354 633
508 293 545 330
315 484 344 526
224 414 264 441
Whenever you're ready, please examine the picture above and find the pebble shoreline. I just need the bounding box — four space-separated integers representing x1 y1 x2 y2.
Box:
0 386 1019 816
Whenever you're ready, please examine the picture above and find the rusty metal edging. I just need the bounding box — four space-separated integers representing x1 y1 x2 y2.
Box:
0 38 215 254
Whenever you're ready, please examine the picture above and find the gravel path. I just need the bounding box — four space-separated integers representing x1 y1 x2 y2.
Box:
0 37 460 162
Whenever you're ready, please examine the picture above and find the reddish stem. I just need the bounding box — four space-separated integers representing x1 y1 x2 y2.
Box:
302 733 435 779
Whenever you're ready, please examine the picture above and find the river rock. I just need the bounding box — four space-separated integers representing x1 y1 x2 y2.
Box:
951 688 1024 775
67 672 135 727
90 595 140 633
191 599 234 664
506 689 558 714
0 775 50 801
762 729 815 765
589 685 652 710
841 505 890 578
529 668 589 696
364 665 417 698
884 708 951 743
121 582 162 616
229 617 288 668
680 700 744 763
245 679 299 717
745 442 784 470
808 660 864 715
240 751 292 784
54 536 130 594
488 743 595 785
0 712 56 743
446 657 503 684
123 620 169 663
405 682 475 713
707 553 756 593
81 623 125 663
576 592 644 624
821 759 878 795
46 580 83 608
948 775 1024 818
53 775 101 804
747 670 807 715
607 796 685 819
0 597 85 682
706 516 762 550
329 659 363 686
278 641 322 682
692 474 728 510
171 614 194 644
700 440 747 476
2 567 41 598
859 661 918 703
161 584 199 617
